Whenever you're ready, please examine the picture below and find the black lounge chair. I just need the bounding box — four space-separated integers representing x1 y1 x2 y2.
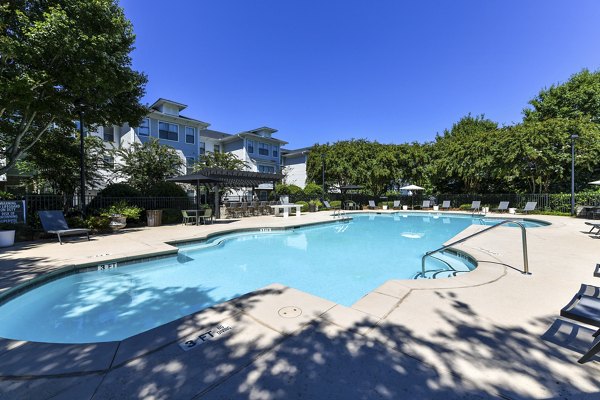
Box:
585 222 600 235
560 284 600 363
39 210 91 245
493 201 510 213
595 264 600 278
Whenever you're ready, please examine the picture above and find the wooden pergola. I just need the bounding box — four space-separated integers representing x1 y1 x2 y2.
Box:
168 168 284 219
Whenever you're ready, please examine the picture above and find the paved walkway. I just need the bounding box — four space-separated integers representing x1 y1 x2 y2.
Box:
0 211 599 399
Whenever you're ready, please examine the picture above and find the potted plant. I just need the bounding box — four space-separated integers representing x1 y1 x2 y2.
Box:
382 202 389 210
0 223 16 247
308 200 318 212
101 201 143 231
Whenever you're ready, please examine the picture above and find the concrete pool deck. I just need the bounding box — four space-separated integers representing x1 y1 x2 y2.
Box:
0 210 599 399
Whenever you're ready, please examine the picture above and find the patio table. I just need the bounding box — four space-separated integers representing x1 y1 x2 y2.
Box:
270 204 302 218
185 209 208 225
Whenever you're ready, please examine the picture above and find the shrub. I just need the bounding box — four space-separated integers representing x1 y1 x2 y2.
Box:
330 200 341 209
459 204 472 210
85 216 111 231
98 183 142 197
0 191 15 200
303 183 324 199
161 208 182 225
296 201 309 212
100 201 143 221
145 182 187 197
275 184 302 196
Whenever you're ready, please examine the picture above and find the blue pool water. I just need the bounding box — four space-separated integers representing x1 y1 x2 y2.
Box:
0 213 546 343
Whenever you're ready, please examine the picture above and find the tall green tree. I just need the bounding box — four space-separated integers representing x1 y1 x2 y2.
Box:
193 151 249 171
524 69 600 123
430 114 501 193
114 138 183 194
17 132 109 208
0 0 148 175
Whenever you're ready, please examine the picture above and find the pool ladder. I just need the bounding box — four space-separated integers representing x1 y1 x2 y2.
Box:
333 208 347 219
421 220 530 276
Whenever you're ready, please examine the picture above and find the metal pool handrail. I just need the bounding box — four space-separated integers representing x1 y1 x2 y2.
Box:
421 220 530 276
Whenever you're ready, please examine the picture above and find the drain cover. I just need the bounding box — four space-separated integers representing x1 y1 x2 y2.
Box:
278 306 302 318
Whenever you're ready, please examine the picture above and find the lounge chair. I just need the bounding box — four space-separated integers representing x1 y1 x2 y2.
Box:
518 201 537 214
368 200 377 209
420 200 431 210
392 200 401 210
38 210 91 245
470 201 481 213
493 201 510 213
585 222 600 234
181 210 197 225
595 264 600 278
440 200 451 210
560 284 600 363
199 208 213 224
322 200 339 211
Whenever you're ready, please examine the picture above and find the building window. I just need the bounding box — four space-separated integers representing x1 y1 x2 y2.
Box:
138 118 150 136
258 142 269 156
103 155 115 169
158 121 178 141
186 157 195 174
199 141 206 155
213 144 220 153
185 127 195 144
272 145 278 158
258 165 275 174
103 126 115 142
246 139 255 154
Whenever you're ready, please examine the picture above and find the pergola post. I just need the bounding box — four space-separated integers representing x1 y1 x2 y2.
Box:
214 184 220 219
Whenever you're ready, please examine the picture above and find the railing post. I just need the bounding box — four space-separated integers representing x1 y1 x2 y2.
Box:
518 222 530 275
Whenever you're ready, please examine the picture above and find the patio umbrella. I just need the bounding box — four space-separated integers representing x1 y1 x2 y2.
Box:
589 180 600 185
400 184 425 209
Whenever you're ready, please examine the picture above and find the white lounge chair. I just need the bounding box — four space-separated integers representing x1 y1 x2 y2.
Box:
494 201 509 213
440 200 451 210
470 201 481 213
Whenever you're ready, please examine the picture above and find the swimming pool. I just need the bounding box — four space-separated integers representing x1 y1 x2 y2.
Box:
0 213 547 343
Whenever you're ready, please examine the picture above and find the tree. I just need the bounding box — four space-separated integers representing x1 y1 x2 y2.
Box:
524 69 600 123
17 132 109 208
114 138 183 194
430 114 501 193
193 151 249 171
0 0 148 175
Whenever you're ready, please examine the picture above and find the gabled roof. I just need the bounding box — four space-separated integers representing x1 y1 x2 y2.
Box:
281 147 311 157
150 98 188 112
201 129 231 140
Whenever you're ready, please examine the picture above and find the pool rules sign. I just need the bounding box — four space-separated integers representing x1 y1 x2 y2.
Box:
0 200 26 224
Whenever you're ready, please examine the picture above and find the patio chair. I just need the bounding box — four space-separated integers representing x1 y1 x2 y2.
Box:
368 200 377 209
440 200 451 210
595 263 600 278
199 208 213 224
585 222 600 235
181 210 197 225
392 200 401 210
38 210 91 245
560 283 600 363
470 201 481 213
420 200 431 210
493 201 510 213
518 202 537 214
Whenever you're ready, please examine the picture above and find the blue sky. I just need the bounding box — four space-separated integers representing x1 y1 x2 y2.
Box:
120 0 600 149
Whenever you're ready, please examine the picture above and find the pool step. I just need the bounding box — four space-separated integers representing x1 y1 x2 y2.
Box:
413 251 475 280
